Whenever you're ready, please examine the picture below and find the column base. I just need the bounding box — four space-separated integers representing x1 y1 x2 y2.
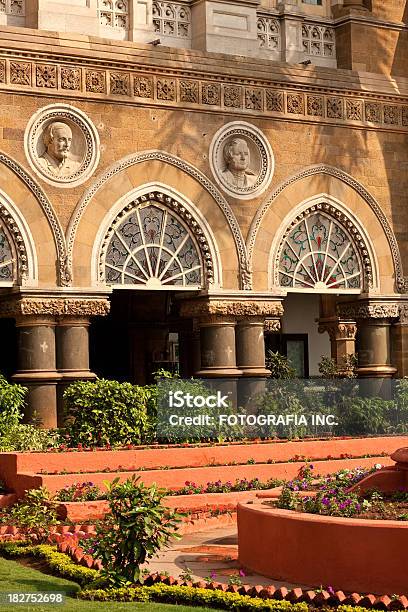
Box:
12 371 60 429
357 365 397 378
196 367 243 378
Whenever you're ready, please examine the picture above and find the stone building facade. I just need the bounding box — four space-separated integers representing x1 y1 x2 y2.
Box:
0 0 407 427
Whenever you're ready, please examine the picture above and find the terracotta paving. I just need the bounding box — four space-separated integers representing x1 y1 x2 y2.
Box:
143 525 310 588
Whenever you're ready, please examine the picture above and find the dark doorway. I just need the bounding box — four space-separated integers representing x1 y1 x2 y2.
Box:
89 290 195 385
0 318 17 379
265 332 309 378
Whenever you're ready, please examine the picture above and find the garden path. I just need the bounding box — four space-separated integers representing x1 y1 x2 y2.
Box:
143 525 310 588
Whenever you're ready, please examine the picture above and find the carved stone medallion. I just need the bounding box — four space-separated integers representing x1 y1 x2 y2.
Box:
209 121 274 200
24 104 100 188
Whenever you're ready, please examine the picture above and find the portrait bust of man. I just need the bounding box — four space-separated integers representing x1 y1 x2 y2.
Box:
38 121 81 176
222 137 257 189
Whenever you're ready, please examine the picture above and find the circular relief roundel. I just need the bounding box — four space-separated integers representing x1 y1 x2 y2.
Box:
24 104 100 188
209 121 274 200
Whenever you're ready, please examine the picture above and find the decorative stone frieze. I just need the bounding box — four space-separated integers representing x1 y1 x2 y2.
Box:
337 302 400 320
0 54 406 131
180 299 284 318
0 297 110 317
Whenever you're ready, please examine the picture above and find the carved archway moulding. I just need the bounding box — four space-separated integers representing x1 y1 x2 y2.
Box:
247 165 406 293
0 190 38 286
0 152 68 286
66 150 250 289
95 188 219 290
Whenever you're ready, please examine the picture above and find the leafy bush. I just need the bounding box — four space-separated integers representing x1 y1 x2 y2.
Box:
63 379 151 447
0 487 60 542
55 482 102 502
0 423 60 451
88 475 183 585
0 374 26 437
266 351 295 379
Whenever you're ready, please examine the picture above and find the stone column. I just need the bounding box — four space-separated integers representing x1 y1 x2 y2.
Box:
12 316 59 429
56 317 96 426
276 2 304 64
236 316 270 377
196 315 242 378
391 305 408 378
358 318 397 398
338 301 398 397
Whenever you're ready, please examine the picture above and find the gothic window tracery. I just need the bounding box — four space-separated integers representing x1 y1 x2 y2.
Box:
98 0 128 29
257 17 280 51
276 206 372 292
0 219 17 284
101 194 210 289
302 24 335 57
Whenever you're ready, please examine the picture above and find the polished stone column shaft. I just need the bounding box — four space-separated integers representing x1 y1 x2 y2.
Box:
12 316 59 429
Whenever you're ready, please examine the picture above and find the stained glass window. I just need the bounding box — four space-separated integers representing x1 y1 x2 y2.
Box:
278 211 363 291
0 221 15 283
104 202 203 288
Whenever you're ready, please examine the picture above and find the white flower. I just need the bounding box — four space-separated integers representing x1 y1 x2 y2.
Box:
374 464 382 470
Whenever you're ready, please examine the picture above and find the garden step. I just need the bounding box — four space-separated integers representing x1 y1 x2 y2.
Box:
8 455 392 497
0 435 405 481
57 489 277 521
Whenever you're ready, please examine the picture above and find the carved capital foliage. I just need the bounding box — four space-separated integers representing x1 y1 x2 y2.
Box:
0 297 110 317
397 304 408 325
319 320 357 341
180 299 284 318
264 318 281 333
338 302 400 320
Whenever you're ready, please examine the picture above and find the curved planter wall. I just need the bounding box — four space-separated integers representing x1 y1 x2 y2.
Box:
238 502 408 595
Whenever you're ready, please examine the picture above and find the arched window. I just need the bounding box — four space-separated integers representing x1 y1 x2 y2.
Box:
100 193 212 289
276 205 373 292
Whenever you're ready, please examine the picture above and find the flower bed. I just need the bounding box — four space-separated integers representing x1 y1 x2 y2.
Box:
238 452 408 594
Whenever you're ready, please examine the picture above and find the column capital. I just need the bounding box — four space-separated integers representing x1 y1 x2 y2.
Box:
318 317 357 341
179 297 284 319
0 294 110 318
337 300 400 321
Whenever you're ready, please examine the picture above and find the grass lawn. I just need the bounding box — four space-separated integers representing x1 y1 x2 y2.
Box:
0 557 221 612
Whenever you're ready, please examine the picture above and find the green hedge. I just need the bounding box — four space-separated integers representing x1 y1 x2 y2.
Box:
80 584 308 610
0 542 98 586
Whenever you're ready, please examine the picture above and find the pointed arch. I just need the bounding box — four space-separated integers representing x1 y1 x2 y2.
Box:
67 150 248 289
247 164 405 293
0 152 68 285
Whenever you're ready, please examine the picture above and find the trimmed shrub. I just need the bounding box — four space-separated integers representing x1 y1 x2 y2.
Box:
63 379 151 446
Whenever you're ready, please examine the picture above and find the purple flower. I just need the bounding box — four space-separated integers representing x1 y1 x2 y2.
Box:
239 569 246 577
321 497 330 506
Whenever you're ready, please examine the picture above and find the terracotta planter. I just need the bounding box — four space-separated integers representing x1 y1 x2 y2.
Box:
238 502 408 595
